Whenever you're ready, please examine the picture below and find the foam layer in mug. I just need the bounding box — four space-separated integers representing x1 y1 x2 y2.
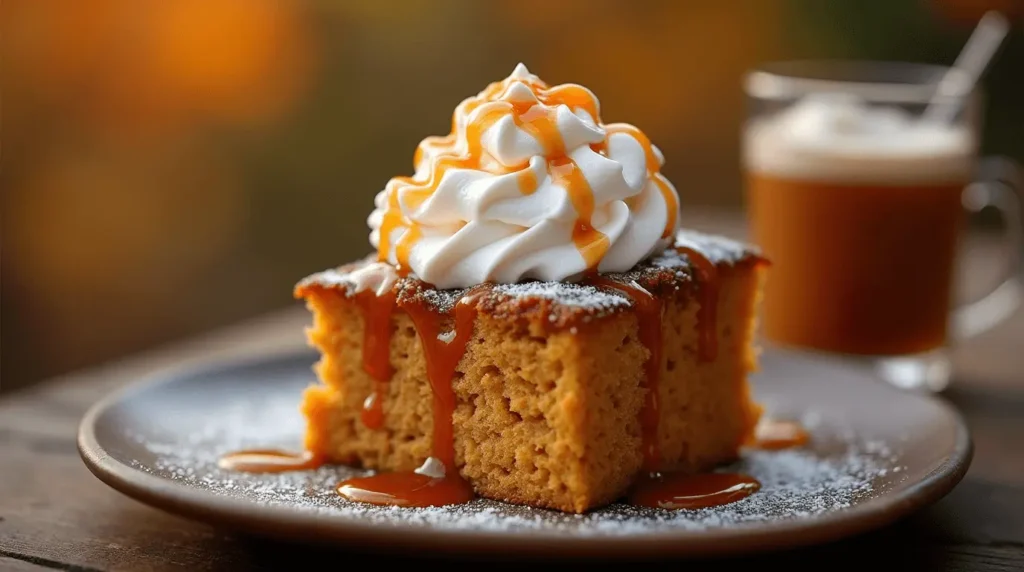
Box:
744 94 976 185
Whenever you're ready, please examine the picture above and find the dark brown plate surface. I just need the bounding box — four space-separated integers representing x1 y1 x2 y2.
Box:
78 348 971 559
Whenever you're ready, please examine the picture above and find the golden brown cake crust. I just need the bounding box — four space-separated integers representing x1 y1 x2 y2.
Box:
294 230 767 513
295 230 762 331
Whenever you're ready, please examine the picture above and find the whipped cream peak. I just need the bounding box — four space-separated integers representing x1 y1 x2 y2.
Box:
503 81 540 105
509 62 535 81
369 64 681 289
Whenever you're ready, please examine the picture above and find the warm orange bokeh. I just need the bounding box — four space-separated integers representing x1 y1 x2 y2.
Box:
8 143 246 366
7 0 316 137
5 0 317 376
498 0 785 150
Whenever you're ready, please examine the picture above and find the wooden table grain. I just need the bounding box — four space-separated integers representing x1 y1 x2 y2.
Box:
2 214 1022 571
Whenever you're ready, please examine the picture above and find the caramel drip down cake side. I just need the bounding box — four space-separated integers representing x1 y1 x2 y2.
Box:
294 231 767 513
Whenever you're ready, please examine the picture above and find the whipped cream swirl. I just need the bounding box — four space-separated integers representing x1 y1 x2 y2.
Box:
368 63 681 289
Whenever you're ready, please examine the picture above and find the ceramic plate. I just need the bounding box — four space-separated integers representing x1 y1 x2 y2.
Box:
78 348 971 559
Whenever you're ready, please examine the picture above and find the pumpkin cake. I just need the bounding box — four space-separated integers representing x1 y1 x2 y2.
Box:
292 64 768 513
296 234 765 513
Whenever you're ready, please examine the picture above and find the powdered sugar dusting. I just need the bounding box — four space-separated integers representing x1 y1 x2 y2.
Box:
675 230 759 264
295 230 760 315
121 371 904 537
413 287 466 314
491 282 630 311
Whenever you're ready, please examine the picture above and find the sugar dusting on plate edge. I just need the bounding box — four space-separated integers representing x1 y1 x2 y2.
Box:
123 382 905 537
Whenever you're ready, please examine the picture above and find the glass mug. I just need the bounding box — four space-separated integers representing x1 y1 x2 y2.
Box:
743 61 1022 392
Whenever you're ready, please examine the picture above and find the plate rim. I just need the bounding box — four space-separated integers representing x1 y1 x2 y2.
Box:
77 349 973 559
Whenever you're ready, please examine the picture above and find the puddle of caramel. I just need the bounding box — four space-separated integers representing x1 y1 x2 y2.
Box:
629 472 761 510
216 449 324 473
751 419 810 450
336 472 475 508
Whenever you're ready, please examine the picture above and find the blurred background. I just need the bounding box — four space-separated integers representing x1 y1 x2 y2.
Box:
4 0 1024 393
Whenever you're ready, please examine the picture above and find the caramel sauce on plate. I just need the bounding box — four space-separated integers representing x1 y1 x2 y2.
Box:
750 419 810 450
217 449 324 473
629 472 761 510
337 471 475 508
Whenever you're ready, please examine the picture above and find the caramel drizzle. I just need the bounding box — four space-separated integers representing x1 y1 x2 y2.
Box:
217 449 324 473
750 419 810 451
551 157 610 270
588 277 663 472
652 175 679 239
675 246 719 362
353 289 397 428
516 166 539 196
403 287 488 470
586 242 718 472
377 70 625 274
393 225 422 277
335 286 489 508
517 104 566 157
354 281 493 467
225 250 746 510
597 123 678 239
377 190 405 265
629 472 761 510
225 281 488 508
223 70 696 509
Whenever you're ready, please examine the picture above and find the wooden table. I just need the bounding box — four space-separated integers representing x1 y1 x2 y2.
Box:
2 215 1023 571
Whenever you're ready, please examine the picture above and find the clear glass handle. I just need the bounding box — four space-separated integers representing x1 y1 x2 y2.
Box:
952 156 1024 340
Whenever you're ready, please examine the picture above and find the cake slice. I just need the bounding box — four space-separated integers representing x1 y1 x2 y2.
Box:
295 230 766 513
285 63 769 514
